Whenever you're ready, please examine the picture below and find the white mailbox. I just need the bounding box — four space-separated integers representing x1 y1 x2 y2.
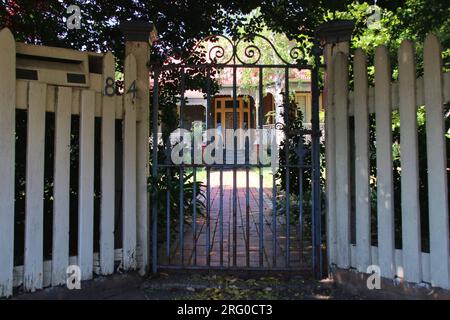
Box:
15 42 103 90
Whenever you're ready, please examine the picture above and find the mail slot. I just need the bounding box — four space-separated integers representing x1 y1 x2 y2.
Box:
15 42 103 90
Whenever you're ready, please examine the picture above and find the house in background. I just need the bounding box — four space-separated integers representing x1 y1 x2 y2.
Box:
182 67 323 132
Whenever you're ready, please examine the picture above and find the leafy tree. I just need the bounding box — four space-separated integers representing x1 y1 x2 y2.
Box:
2 0 449 256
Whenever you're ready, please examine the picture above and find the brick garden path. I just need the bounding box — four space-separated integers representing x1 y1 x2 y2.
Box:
162 170 307 269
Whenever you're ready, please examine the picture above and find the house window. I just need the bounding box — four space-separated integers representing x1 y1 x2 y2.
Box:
295 93 310 122
243 112 248 129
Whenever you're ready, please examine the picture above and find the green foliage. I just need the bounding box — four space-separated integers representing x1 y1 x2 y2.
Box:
275 104 326 233
323 0 450 83
148 167 206 243
3 0 449 258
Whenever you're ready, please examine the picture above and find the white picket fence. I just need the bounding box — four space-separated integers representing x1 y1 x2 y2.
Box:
0 28 149 297
326 34 450 289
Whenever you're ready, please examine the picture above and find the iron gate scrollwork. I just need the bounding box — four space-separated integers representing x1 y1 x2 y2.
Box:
150 34 323 277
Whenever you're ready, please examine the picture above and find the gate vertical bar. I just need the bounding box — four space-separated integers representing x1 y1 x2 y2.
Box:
232 65 238 267
220 169 224 266
298 133 304 265
246 161 250 267
166 164 171 261
311 41 322 278
192 156 198 265
258 67 264 267
272 129 278 268
284 67 290 268
206 67 212 267
179 68 186 265
151 69 160 273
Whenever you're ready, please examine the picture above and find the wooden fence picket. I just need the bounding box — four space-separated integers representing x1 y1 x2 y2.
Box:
52 87 73 286
78 90 96 280
24 82 47 292
374 45 395 279
424 34 450 289
353 49 371 273
398 40 422 283
0 28 16 297
100 52 116 275
333 52 351 269
324 44 337 266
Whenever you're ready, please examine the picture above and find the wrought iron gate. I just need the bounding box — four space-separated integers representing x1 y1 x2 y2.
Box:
150 34 323 277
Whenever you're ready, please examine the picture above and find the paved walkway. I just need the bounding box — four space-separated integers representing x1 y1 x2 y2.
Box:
160 170 310 269
12 272 374 300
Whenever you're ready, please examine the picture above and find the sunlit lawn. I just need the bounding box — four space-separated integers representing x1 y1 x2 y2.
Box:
185 167 276 188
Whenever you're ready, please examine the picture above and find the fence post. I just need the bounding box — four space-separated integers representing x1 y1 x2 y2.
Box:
0 28 16 298
316 20 354 270
120 21 158 275
123 53 138 270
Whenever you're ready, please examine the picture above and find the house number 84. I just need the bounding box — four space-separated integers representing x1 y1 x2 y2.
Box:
104 77 137 100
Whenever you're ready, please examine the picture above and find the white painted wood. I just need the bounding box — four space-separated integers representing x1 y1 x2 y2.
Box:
51 87 72 286
24 82 47 292
0 28 16 298
78 90 96 280
349 72 450 115
324 43 337 266
353 49 371 273
365 246 433 285
374 45 395 279
100 52 116 275
424 34 450 289
122 54 137 270
398 40 422 284
333 52 351 269
135 58 150 276
124 40 151 274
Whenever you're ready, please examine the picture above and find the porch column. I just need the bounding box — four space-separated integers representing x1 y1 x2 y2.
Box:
316 20 354 270
120 21 158 275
